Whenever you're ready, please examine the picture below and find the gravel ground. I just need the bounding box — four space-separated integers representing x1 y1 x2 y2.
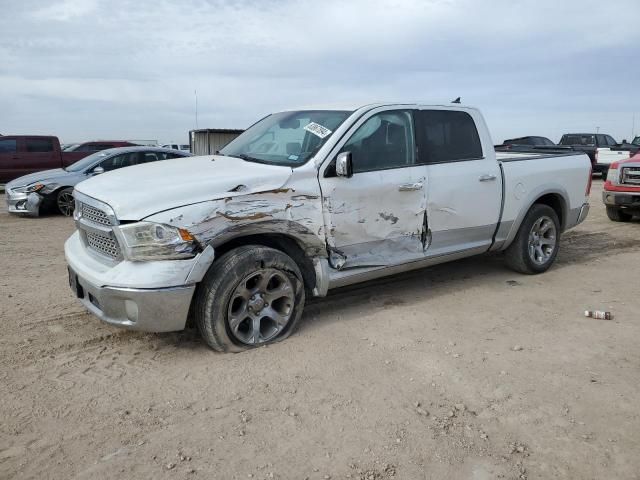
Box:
1 180 639 480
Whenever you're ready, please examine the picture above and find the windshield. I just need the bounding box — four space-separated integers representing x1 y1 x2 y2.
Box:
632 136 640 146
63 144 80 151
560 134 595 146
65 151 112 172
220 110 351 166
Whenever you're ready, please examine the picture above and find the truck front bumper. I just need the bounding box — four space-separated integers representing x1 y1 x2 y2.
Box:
5 189 42 216
67 266 195 332
602 190 640 209
65 231 215 332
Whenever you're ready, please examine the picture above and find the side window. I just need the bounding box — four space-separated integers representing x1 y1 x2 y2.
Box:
606 135 617 146
25 138 54 152
140 152 160 163
340 110 415 173
596 135 607 147
0 139 17 153
415 110 483 163
99 152 140 171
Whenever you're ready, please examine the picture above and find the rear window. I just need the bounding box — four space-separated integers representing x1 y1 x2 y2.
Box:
26 138 54 152
560 134 595 146
0 138 17 153
415 110 483 163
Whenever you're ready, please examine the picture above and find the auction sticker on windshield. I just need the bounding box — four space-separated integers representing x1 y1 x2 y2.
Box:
304 122 332 139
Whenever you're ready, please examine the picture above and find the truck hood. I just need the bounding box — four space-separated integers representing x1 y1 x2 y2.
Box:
74 155 294 220
6 168 68 189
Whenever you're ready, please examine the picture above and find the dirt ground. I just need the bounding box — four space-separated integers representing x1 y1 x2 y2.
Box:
1 180 639 480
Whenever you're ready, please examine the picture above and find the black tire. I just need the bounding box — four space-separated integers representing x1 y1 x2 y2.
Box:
194 245 305 352
606 206 632 222
505 204 560 274
56 187 75 216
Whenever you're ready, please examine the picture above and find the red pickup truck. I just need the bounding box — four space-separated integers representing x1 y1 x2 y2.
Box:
0 136 136 183
602 152 640 221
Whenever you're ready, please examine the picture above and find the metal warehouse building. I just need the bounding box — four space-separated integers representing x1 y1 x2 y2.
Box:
189 128 244 156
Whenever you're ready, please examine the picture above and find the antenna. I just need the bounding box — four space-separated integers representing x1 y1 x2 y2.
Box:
194 89 199 129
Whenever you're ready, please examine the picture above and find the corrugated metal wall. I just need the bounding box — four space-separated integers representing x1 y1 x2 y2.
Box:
190 130 243 156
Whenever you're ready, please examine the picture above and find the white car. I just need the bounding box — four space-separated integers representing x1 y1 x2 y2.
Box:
162 143 190 152
65 103 592 351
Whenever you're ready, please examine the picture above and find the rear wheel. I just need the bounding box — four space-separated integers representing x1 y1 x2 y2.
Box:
606 206 633 222
56 188 75 216
505 204 560 274
194 245 305 352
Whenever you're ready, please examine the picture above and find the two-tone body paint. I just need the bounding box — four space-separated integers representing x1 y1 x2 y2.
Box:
68 103 592 328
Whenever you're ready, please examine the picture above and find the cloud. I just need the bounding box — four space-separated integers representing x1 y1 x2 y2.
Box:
1 0 639 142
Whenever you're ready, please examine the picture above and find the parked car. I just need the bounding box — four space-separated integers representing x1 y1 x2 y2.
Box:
498 136 555 148
558 133 631 176
65 103 591 351
5 147 191 216
602 151 640 221
0 136 135 183
495 136 572 153
162 143 191 152
63 141 138 152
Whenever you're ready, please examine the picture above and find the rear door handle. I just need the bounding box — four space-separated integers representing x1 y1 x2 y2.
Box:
398 182 423 191
479 174 497 182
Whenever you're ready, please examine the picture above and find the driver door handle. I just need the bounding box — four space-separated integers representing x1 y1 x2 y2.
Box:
479 174 497 182
398 182 423 191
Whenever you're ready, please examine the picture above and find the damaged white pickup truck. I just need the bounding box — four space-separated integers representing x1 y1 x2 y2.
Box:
65 103 592 351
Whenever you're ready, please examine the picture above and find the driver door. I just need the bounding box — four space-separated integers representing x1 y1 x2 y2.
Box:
319 109 427 269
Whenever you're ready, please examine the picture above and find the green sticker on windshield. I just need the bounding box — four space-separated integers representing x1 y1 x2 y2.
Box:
304 122 332 139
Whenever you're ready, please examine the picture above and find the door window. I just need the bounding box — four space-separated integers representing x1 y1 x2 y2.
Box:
99 152 141 171
605 135 617 146
25 138 54 152
340 110 415 173
415 110 483 163
0 139 17 153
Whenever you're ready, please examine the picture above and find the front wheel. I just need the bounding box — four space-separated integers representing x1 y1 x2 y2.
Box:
606 206 633 222
505 204 560 274
57 187 75 216
194 245 305 352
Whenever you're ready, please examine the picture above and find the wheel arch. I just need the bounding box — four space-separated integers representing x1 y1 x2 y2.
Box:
208 230 322 295
501 189 569 250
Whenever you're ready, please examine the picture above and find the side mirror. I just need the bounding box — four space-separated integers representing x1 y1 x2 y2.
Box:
336 152 353 178
92 166 105 175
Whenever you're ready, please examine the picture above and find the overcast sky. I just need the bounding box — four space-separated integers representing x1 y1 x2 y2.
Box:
1 0 639 144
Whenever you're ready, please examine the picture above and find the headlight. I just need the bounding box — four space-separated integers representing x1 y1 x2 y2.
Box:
113 222 199 261
13 183 45 194
606 167 618 184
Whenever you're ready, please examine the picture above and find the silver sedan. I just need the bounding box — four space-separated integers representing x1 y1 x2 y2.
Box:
5 146 192 216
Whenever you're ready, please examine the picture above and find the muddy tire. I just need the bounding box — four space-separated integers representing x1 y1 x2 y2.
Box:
56 187 75 216
194 245 305 352
606 206 632 222
505 204 560 274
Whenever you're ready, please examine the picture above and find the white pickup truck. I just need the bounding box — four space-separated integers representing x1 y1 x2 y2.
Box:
65 103 592 351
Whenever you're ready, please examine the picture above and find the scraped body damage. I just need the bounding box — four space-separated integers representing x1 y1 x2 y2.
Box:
319 167 429 269
146 170 327 259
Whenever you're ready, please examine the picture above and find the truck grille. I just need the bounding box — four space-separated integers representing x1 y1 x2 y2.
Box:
621 167 640 186
76 199 121 260
81 203 112 226
85 231 120 259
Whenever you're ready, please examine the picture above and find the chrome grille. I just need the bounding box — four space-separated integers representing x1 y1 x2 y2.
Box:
81 203 112 226
85 231 120 259
621 167 640 186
